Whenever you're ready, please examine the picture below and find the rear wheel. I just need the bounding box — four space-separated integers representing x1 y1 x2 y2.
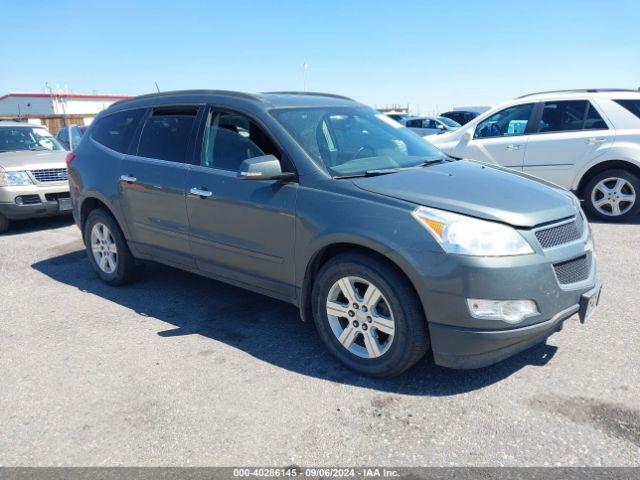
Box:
0 213 8 233
84 209 141 285
312 252 429 377
583 169 640 222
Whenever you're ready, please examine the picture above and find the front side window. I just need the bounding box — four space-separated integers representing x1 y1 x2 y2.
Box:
614 99 640 120
0 126 63 152
137 107 197 162
475 104 534 138
201 112 279 172
271 106 444 177
92 109 144 153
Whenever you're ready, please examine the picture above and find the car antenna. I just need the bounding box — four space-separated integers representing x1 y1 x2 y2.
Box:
154 82 161 93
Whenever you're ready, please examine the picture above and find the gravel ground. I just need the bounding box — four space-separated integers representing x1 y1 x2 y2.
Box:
0 215 638 466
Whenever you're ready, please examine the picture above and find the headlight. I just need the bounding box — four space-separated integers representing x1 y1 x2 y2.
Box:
412 206 534 256
0 169 33 186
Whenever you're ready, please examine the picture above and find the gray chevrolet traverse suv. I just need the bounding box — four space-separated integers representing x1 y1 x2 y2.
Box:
68 90 602 377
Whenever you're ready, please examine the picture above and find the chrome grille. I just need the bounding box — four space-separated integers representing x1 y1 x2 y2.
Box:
535 216 584 249
30 168 68 183
553 255 591 285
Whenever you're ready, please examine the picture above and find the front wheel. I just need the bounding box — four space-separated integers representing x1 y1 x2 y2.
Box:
583 169 640 222
312 252 429 377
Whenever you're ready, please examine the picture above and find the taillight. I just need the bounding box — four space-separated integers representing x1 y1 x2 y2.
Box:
65 152 76 167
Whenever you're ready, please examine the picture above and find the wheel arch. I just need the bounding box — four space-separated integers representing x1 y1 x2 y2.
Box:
575 159 640 195
79 193 129 240
299 239 426 326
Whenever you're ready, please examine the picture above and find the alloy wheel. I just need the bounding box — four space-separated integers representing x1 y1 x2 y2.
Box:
326 276 395 359
90 222 118 274
591 177 636 217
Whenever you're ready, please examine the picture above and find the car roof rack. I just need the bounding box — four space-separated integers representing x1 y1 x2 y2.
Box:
112 89 265 106
517 88 640 99
262 91 354 101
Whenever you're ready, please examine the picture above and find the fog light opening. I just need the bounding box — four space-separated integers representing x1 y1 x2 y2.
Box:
15 196 24 205
467 299 538 324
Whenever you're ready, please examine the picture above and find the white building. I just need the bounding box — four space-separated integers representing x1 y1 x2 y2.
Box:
0 92 131 133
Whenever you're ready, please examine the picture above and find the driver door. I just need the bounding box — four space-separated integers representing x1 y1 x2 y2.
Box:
458 103 536 170
186 109 298 299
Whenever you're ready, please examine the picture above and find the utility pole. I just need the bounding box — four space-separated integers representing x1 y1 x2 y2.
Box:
301 63 309 92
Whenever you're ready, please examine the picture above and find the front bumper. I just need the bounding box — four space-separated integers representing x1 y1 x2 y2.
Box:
401 215 600 369
431 303 579 369
0 184 70 220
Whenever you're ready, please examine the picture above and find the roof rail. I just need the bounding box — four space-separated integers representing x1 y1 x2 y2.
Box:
112 89 265 106
517 88 640 99
262 91 354 101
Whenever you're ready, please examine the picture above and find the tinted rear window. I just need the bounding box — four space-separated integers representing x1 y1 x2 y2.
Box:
615 100 640 119
92 109 144 153
137 107 198 162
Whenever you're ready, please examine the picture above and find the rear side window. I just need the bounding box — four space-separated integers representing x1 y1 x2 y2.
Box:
615 99 640 119
92 109 144 153
536 100 607 133
137 107 198 162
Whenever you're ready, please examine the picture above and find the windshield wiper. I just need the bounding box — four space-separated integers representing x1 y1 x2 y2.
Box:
334 168 400 179
417 157 447 167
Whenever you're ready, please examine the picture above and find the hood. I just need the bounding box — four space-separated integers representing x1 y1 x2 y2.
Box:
0 150 67 171
352 160 576 228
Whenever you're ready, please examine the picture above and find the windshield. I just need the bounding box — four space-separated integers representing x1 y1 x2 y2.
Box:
271 106 445 177
437 116 461 128
0 126 64 152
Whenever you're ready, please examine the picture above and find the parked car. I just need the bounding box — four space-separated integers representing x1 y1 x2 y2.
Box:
56 124 88 150
402 116 460 136
0 121 71 233
439 110 480 126
68 90 601 377
429 89 640 222
379 112 408 123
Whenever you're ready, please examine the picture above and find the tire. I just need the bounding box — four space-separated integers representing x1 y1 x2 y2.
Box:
582 169 640 222
83 209 141 286
311 252 429 377
0 213 8 233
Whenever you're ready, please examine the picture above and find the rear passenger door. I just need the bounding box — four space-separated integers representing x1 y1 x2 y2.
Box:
522 100 614 188
185 108 297 299
119 106 202 267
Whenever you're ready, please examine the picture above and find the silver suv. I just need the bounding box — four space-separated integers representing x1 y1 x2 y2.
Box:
0 121 71 233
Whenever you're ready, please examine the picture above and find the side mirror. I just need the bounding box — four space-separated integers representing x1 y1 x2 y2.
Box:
436 124 446 130
237 155 295 181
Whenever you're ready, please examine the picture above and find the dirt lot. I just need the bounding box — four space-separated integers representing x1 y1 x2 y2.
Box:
0 215 638 466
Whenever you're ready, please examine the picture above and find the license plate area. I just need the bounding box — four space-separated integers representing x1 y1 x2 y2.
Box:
58 198 72 211
579 283 602 323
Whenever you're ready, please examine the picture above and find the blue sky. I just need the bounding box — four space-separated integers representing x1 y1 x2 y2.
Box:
1 0 638 112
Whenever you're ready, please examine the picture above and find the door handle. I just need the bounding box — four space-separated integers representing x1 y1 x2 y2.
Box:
505 144 521 151
189 187 213 198
120 174 137 183
586 137 606 145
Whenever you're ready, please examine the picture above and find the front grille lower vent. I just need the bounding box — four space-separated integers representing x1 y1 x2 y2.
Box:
553 255 591 285
535 216 584 249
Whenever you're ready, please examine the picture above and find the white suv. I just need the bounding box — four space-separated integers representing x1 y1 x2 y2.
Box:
429 89 640 222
